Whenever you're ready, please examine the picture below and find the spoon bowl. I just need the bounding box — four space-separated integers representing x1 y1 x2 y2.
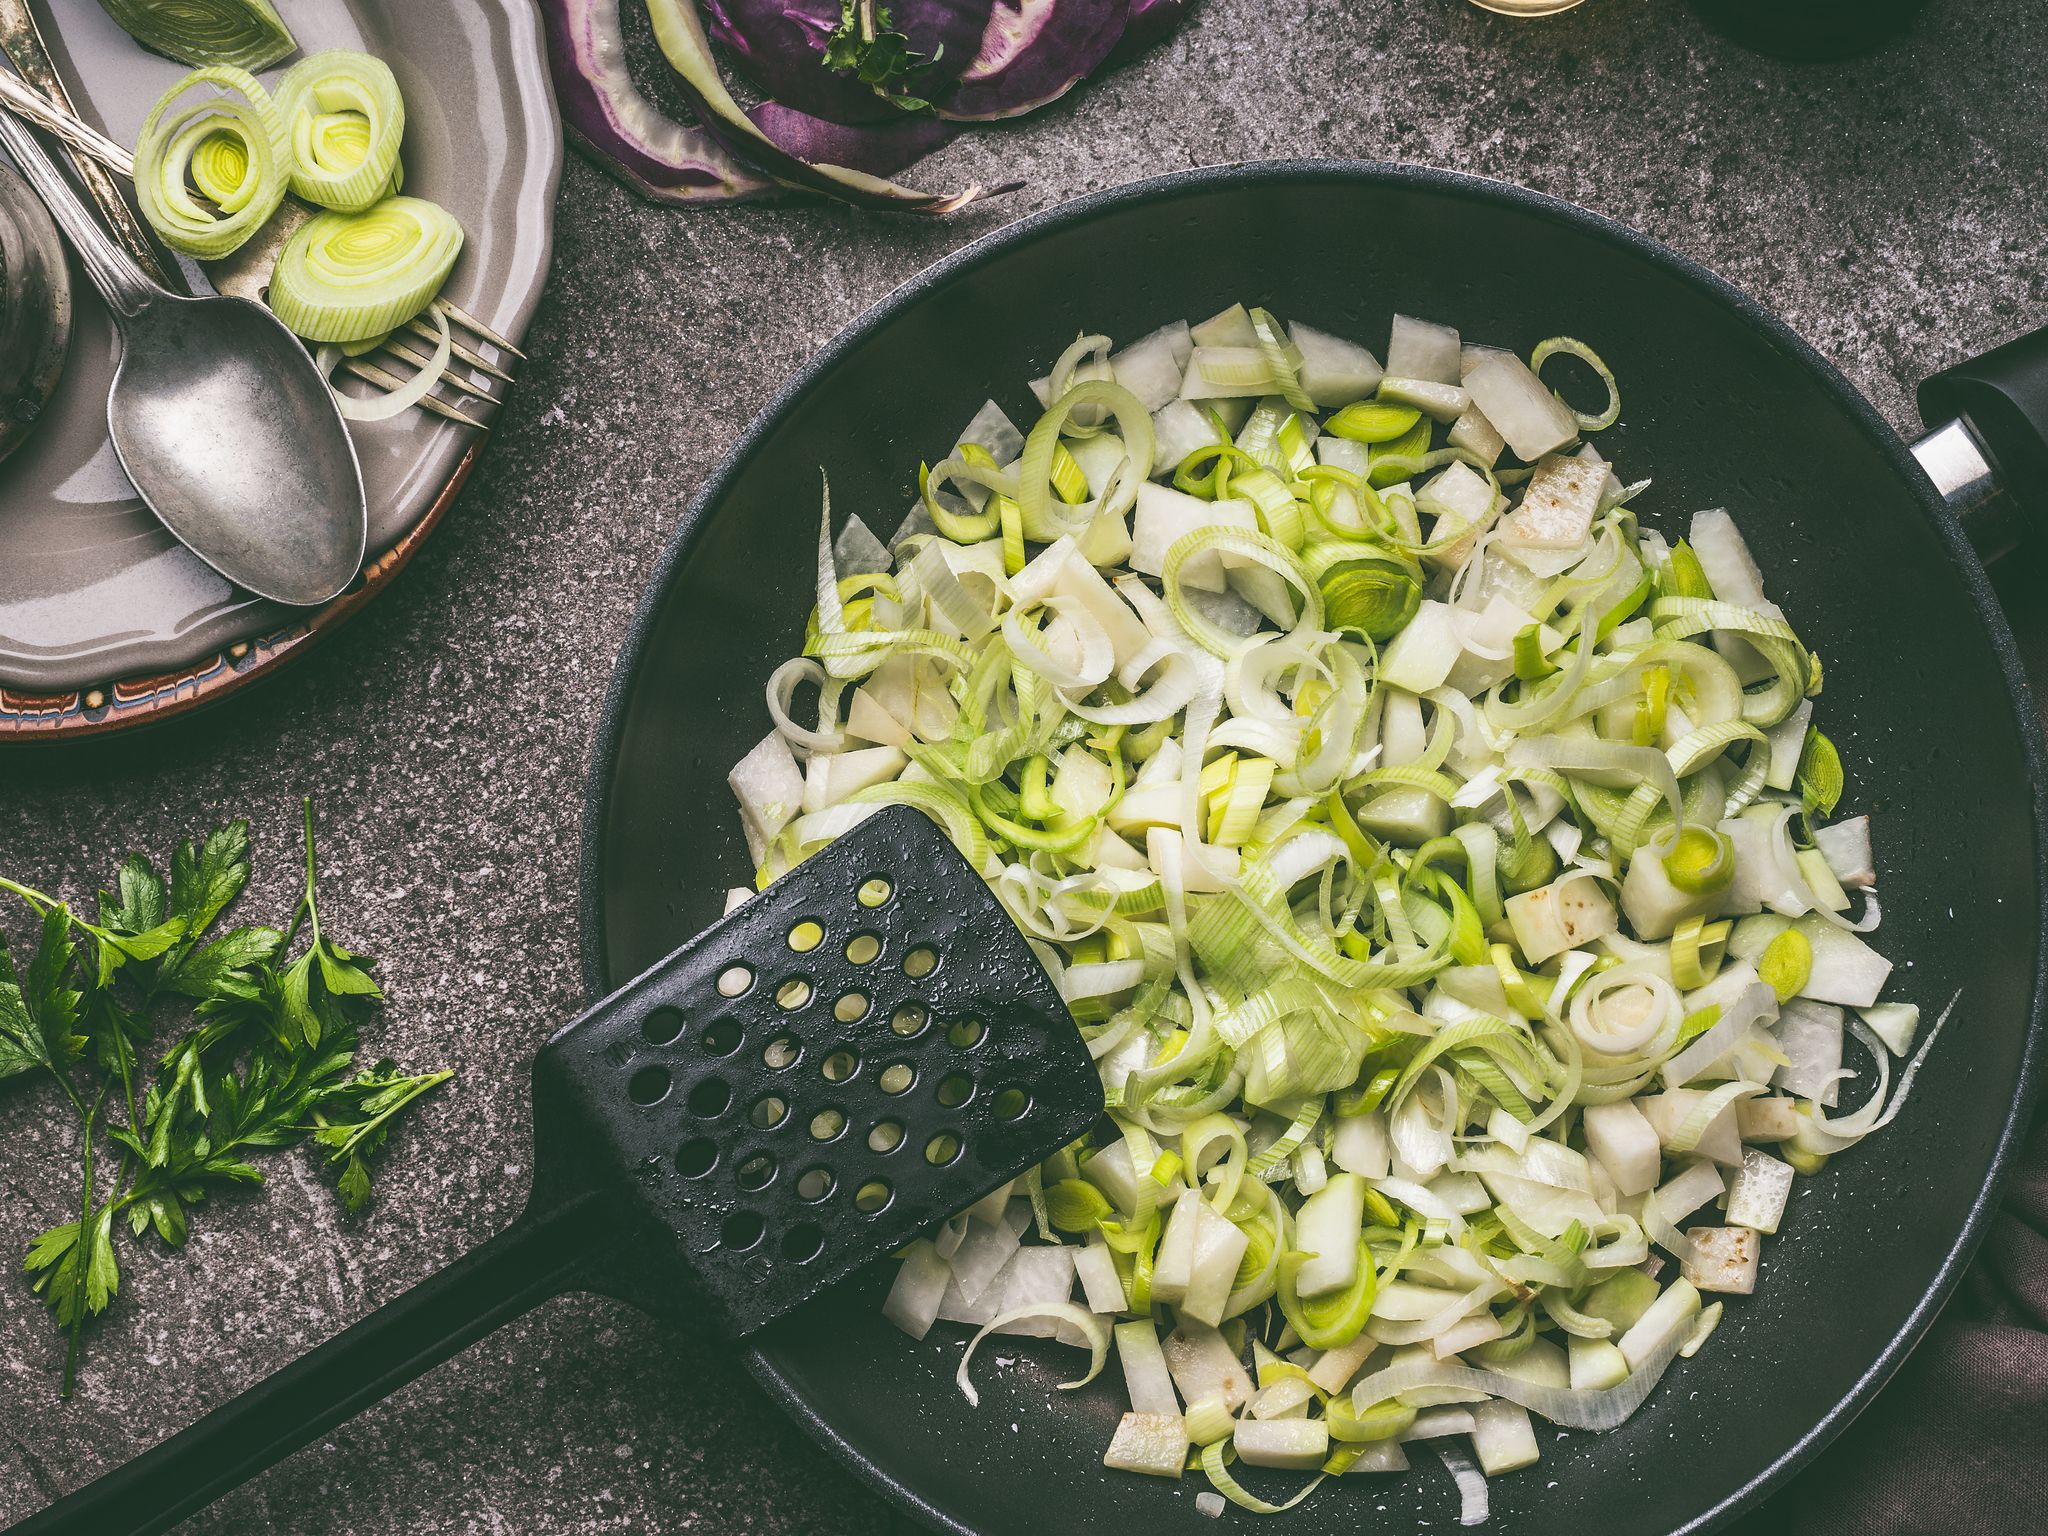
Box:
108 293 366 607
0 103 367 607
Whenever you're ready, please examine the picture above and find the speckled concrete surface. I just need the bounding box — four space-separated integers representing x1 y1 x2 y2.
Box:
2 1 2046 1531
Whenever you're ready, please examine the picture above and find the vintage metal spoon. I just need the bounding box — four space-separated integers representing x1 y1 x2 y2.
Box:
0 105 365 606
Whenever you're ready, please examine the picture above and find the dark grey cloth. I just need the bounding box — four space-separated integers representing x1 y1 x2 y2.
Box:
1737 1118 2048 1535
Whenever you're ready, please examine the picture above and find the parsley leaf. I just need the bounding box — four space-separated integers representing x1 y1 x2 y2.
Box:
12 906 87 1074
99 852 166 936
170 821 251 938
823 0 939 111
312 1063 453 1215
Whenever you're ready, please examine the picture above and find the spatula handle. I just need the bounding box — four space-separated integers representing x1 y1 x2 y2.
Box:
6 1190 610 1536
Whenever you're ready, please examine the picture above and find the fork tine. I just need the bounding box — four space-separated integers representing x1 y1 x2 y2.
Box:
406 317 516 383
432 297 526 360
378 337 499 402
341 358 489 430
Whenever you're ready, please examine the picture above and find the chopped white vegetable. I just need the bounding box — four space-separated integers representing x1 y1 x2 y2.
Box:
1689 509 1769 609
1387 314 1462 385
1163 1324 1255 1412
1735 1095 1805 1142
1292 1172 1365 1299
1568 1336 1630 1392
1815 816 1876 889
1506 873 1617 966
1471 1399 1541 1475
1582 1099 1664 1197
1112 322 1192 411
1725 1148 1795 1234
727 731 805 865
1617 1278 1702 1370
1377 600 1464 694
1503 453 1605 550
1639 1093 1743 1167
1679 1226 1760 1295
1464 350 1577 460
1773 998 1846 1105
1233 1417 1330 1470
1104 1412 1191 1478
1291 320 1385 405
1129 485 1255 591
1116 1319 1182 1417
883 1240 953 1340
1860 1001 1921 1056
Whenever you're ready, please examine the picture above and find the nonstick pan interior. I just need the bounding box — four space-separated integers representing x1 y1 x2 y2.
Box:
582 163 2046 1536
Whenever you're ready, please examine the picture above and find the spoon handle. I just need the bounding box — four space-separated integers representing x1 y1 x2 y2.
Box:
0 105 158 317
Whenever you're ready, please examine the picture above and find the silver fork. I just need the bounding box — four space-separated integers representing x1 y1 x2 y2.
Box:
0 26 517 430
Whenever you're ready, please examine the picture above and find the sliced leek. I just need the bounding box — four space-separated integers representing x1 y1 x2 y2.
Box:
96 0 296 72
274 51 406 211
269 196 464 345
133 66 289 258
729 301 1929 1522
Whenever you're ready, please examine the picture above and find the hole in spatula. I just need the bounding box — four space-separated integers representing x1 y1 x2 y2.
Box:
721 1211 765 1250
946 1018 985 1049
845 932 881 965
641 1007 685 1046
628 1066 672 1106
677 1138 717 1178
853 1179 893 1215
701 1018 741 1055
736 1152 776 1192
796 1167 835 1202
782 1223 824 1263
687 1079 732 1118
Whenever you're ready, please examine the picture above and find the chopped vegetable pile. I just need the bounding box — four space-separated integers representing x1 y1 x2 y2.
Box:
726 302 1948 1520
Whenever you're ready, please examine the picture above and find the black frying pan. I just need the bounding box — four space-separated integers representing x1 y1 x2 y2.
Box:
585 162 2047 1536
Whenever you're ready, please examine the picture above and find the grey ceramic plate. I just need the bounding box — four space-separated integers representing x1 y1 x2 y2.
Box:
0 0 559 731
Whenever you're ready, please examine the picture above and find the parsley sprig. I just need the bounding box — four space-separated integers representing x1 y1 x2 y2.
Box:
823 0 941 111
0 802 450 1393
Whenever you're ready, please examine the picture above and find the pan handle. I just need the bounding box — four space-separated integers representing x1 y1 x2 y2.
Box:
3 1187 610 1536
1915 326 2048 562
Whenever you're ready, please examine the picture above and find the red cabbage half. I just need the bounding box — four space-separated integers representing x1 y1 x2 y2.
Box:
705 0 996 124
541 0 772 203
645 0 994 211
934 0 1130 121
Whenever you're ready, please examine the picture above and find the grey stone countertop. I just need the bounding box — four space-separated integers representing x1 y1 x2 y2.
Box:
4 0 2047 1531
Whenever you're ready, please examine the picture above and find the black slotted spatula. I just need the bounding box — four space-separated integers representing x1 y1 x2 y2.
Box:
13 806 1102 1536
